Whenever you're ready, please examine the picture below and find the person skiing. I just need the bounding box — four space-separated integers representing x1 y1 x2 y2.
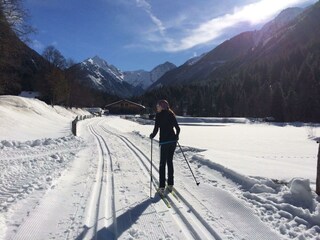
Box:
149 99 180 196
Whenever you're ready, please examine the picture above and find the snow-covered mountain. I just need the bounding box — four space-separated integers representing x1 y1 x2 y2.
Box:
74 56 134 98
84 56 124 82
74 56 176 97
123 61 176 90
122 70 150 90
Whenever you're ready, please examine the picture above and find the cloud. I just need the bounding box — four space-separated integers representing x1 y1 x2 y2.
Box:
155 0 314 52
135 0 166 36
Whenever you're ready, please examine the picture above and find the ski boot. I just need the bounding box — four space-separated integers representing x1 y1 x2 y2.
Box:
157 187 165 197
167 185 174 192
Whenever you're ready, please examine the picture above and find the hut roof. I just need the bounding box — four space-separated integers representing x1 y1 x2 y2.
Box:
105 99 145 109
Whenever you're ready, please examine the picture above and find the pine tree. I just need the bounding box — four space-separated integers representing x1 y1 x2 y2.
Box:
270 83 285 121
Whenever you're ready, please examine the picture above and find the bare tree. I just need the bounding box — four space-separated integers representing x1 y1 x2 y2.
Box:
66 58 77 68
0 1 22 94
42 45 67 70
40 45 69 105
0 0 35 41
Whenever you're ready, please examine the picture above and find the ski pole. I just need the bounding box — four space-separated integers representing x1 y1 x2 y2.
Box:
177 141 200 186
150 138 153 198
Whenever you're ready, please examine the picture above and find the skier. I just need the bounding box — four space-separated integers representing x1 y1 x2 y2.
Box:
150 99 180 196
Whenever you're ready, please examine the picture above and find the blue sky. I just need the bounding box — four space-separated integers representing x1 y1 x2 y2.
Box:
24 0 317 71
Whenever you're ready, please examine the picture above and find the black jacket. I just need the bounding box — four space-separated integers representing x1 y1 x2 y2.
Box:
150 110 180 143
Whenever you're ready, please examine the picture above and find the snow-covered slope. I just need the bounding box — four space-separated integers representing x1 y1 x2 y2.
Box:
0 96 88 141
77 56 135 98
84 56 124 82
123 61 176 90
123 70 150 89
77 56 175 96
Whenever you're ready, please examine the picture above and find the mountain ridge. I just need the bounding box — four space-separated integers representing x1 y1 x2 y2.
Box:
124 61 176 90
139 1 320 122
72 56 176 97
148 6 305 89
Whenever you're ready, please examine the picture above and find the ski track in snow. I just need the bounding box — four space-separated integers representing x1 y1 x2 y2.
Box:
1 114 320 240
97 122 177 239
82 124 117 239
96 118 284 239
100 124 219 239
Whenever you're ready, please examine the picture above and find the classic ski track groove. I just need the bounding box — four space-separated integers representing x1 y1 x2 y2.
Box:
100 125 222 240
101 127 174 240
87 125 117 239
100 126 197 240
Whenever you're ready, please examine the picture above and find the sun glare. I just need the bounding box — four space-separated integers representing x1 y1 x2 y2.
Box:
235 0 304 24
164 0 311 51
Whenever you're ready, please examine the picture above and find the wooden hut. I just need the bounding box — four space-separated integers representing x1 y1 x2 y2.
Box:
105 99 146 114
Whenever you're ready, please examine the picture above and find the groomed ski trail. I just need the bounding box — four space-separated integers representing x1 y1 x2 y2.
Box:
100 124 221 240
90 120 185 239
80 124 117 239
98 116 283 240
4 116 284 240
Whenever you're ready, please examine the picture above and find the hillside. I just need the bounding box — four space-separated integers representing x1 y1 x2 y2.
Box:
150 7 304 88
142 3 320 122
0 5 48 96
212 1 320 121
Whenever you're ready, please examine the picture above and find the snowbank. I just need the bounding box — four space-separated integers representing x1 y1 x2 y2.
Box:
0 96 88 238
0 135 85 212
0 96 89 141
191 153 320 239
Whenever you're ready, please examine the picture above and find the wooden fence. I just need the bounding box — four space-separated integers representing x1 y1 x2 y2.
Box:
72 114 97 136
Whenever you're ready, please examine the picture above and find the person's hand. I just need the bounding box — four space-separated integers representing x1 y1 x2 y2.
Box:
149 133 154 139
176 134 179 141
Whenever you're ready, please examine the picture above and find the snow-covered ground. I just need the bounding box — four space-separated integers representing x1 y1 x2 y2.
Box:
0 96 320 240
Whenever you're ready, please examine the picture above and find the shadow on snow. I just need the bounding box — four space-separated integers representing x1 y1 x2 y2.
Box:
75 195 161 240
